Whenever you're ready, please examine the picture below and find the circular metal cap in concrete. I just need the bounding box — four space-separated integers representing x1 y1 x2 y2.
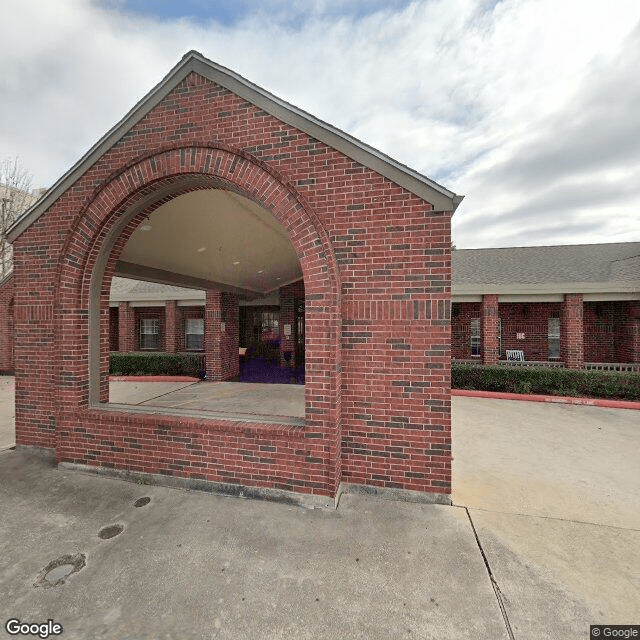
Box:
134 496 151 507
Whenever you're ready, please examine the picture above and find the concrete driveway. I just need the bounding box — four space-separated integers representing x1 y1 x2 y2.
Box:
452 397 640 637
0 376 638 639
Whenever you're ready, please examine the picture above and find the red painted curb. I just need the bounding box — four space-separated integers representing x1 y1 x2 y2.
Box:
109 376 201 382
452 389 640 410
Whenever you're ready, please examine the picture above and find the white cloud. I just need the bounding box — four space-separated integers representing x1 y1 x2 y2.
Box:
1 0 639 247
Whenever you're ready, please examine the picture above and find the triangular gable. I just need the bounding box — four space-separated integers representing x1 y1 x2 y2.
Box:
8 50 462 242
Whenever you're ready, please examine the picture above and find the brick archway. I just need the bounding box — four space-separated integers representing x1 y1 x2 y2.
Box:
52 145 343 501
11 53 457 505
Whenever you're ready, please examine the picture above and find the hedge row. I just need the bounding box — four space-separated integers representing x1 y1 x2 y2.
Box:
109 355 639 401
452 364 640 401
110 352 205 378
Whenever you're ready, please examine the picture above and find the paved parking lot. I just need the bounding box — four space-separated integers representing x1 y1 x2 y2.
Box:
0 376 638 639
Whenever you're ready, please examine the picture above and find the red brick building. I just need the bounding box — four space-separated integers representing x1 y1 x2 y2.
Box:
3 240 637 378
451 244 640 370
6 52 460 507
98 241 640 373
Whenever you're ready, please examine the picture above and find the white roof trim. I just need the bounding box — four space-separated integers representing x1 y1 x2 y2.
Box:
453 282 640 296
8 51 461 243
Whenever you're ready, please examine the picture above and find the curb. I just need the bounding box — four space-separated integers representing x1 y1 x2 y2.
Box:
452 389 640 410
109 376 201 382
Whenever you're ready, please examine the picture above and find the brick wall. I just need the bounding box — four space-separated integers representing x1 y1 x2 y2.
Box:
12 69 451 501
583 301 630 362
499 302 561 361
622 302 640 363
109 306 119 352
0 275 14 373
451 302 481 359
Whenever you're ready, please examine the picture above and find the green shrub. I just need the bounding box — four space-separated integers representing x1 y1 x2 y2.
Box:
452 364 640 401
110 352 205 378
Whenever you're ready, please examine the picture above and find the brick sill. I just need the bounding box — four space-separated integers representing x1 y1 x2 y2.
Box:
87 402 306 433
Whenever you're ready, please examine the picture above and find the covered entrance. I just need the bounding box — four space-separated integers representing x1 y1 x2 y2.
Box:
8 51 461 506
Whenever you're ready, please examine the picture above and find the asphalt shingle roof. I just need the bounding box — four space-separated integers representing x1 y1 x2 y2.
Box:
452 242 640 287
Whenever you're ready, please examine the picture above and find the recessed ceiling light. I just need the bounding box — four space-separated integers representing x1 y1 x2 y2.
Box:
233 261 240 265
197 247 206 253
140 224 152 232
257 270 264 274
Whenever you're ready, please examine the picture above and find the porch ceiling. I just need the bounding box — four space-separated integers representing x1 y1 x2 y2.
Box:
117 189 301 297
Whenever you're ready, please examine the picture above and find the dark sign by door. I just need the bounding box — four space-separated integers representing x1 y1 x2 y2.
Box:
294 299 305 367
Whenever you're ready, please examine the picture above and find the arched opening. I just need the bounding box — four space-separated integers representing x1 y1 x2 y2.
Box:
80 162 340 420
49 148 343 499
106 187 307 421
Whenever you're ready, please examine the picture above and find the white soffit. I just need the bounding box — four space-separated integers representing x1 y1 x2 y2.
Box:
120 190 301 295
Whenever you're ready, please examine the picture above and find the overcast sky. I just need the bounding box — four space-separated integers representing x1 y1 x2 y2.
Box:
1 0 639 248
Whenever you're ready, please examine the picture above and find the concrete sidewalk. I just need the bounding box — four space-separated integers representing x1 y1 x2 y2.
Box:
0 449 507 640
0 378 639 638
0 376 14 450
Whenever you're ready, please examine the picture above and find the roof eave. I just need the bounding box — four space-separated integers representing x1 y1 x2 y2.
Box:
453 281 640 295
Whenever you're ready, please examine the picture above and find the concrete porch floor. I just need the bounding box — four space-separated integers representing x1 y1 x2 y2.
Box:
109 380 306 422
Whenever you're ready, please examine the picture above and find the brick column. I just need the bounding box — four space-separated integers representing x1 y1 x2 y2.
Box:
279 280 305 368
205 290 222 381
481 294 500 365
221 293 239 379
118 302 135 352
165 300 177 353
561 294 584 368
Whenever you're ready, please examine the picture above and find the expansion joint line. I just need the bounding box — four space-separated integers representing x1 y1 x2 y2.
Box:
464 507 516 640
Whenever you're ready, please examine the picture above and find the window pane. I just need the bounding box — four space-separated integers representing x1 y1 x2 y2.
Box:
186 333 204 350
548 317 560 358
141 318 159 334
186 318 204 334
470 318 481 357
140 317 160 350
185 317 204 351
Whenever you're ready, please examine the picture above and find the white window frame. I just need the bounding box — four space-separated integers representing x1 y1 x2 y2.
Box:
139 317 160 350
470 318 481 357
185 317 204 351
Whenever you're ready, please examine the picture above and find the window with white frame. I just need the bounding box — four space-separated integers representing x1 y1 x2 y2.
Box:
548 317 560 359
470 318 481 357
139 317 160 350
185 317 204 351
